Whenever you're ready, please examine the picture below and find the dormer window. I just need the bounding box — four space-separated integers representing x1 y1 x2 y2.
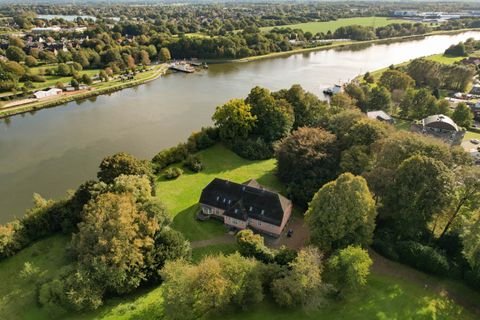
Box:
223 198 226 203
234 209 238 213
216 196 220 201
261 209 265 215
228 200 231 205
249 206 253 212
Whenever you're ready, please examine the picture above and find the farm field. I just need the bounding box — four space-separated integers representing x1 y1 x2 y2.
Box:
260 17 413 34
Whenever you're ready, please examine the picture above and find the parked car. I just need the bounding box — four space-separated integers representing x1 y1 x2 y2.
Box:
287 229 294 237
470 139 480 144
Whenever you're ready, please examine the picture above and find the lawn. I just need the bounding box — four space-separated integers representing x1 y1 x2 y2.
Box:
191 243 239 263
211 273 476 320
261 17 412 34
426 53 464 65
155 144 282 241
0 234 72 320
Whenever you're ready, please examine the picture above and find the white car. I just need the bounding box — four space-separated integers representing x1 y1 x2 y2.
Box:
470 139 480 144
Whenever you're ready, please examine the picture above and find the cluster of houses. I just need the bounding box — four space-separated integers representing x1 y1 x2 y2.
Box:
198 178 292 238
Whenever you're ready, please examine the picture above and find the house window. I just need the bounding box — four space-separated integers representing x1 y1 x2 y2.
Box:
234 209 238 214
249 206 253 212
228 200 232 205
261 209 265 215
216 196 220 201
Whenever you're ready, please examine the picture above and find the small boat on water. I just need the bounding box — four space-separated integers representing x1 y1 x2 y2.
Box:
323 84 343 96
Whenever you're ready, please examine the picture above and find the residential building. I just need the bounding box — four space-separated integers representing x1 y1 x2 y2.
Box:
367 110 394 124
199 178 292 237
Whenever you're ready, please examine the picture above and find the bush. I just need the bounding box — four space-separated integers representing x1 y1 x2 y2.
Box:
0 221 27 259
186 127 218 153
230 137 274 160
152 143 189 172
164 167 183 180
372 238 399 261
183 155 203 172
396 241 450 276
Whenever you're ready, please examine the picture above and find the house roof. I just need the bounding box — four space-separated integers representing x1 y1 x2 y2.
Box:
367 110 392 121
422 114 459 131
199 178 291 226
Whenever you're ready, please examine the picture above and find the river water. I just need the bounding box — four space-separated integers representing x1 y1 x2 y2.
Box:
1 31 480 222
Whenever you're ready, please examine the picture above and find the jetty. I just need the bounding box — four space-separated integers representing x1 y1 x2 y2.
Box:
169 62 195 73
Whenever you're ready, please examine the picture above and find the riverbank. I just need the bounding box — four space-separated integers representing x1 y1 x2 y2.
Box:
0 64 169 119
204 28 480 64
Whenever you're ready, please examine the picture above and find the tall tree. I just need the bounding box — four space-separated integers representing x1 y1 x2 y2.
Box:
276 127 339 206
212 98 257 141
72 192 159 294
452 102 473 128
305 173 377 251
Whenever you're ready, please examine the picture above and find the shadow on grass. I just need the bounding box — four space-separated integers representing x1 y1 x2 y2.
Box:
172 204 226 242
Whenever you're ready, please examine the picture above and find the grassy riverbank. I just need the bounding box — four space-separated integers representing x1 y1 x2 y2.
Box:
0 64 168 119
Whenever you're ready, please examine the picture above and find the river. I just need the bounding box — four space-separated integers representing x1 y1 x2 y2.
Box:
1 31 480 222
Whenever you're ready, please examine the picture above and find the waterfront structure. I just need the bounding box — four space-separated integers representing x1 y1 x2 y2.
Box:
33 88 63 99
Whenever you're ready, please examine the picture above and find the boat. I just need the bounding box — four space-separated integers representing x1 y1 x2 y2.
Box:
169 63 195 73
323 84 343 96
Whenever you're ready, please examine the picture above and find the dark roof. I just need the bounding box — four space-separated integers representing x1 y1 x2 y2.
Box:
199 178 291 226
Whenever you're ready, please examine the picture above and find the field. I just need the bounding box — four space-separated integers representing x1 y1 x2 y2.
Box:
426 53 465 65
0 144 479 319
260 17 413 34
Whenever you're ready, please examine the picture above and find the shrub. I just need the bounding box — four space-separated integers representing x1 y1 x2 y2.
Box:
152 143 189 172
396 241 450 276
183 155 203 172
164 167 183 180
0 221 27 259
372 238 399 261
186 127 218 153
230 137 274 160
236 229 275 263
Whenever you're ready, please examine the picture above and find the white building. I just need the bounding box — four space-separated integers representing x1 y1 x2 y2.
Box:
31 27 62 33
33 88 63 99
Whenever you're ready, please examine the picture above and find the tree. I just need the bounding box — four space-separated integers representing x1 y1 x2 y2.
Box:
161 253 264 320
98 152 154 185
25 55 37 67
452 103 473 128
72 192 159 294
159 47 172 61
99 70 109 82
275 127 339 206
330 92 356 110
212 98 256 141
279 84 328 128
379 69 415 92
271 247 325 309
245 86 294 142
326 246 372 297
138 50 151 66
367 86 392 112
461 218 480 270
439 166 480 239
305 173 376 251
57 63 71 76
340 145 372 175
381 155 455 240
81 74 93 85
6 46 25 62
363 72 374 84
236 229 275 263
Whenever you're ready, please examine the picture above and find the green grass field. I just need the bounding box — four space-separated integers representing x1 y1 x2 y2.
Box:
261 17 412 34
155 144 282 241
426 54 465 65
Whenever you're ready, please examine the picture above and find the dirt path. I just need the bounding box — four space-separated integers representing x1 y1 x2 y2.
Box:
190 234 236 249
370 249 480 316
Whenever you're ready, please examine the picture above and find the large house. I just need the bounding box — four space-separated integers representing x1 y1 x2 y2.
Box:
199 178 292 237
411 114 465 145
